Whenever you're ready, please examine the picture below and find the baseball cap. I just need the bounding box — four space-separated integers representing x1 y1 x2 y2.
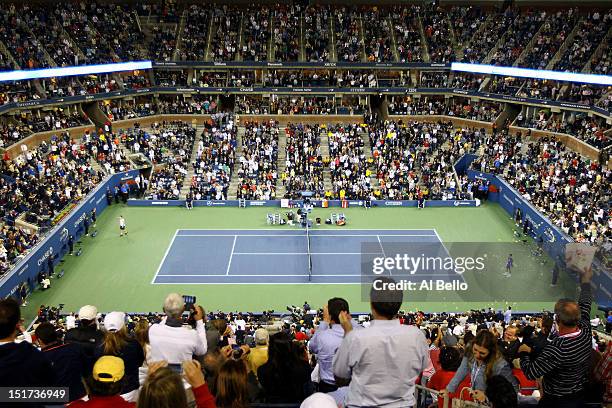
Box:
93 356 125 383
104 311 126 332
300 393 337 408
78 305 98 321
254 328 269 345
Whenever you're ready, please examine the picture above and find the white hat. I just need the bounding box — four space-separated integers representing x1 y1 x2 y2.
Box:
104 312 126 332
300 393 337 408
78 305 98 321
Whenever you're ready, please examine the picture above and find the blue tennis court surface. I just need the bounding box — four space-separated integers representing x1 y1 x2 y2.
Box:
152 229 461 284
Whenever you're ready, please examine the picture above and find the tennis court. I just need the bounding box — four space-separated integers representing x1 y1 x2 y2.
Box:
152 228 461 284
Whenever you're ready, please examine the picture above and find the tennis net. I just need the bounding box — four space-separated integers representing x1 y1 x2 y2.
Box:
306 222 313 281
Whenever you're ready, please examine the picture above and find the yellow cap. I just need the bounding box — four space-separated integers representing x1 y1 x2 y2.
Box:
93 356 125 383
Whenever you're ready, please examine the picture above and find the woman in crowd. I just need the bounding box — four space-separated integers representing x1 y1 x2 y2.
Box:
137 360 216 408
257 332 313 402
441 329 518 403
214 358 250 408
95 311 145 401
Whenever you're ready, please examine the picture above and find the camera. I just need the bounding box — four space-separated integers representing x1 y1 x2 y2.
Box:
231 344 243 359
182 295 198 328
183 295 196 311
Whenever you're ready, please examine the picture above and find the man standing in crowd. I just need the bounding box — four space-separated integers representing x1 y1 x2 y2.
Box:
504 306 512 325
519 265 594 407
105 187 113 205
498 326 520 363
120 182 129 203
310 297 361 394
64 305 104 372
68 234 74 255
333 277 434 407
0 298 55 389
35 322 87 402
247 328 269 379
149 293 207 367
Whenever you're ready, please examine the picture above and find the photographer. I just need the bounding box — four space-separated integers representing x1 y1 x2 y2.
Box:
149 293 207 366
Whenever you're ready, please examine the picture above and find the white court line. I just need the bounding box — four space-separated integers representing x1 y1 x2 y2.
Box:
151 230 178 284
177 228 438 232
377 235 390 276
157 273 447 277
232 252 383 255
433 228 466 284
176 234 437 237
153 282 361 285
225 235 237 275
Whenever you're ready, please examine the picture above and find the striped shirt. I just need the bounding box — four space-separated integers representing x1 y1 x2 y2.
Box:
520 283 592 397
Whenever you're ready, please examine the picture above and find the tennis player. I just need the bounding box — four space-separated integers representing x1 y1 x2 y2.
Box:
504 254 513 277
119 215 128 237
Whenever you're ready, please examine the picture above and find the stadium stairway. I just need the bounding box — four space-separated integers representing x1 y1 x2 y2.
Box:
545 16 585 70
416 13 431 62
90 159 107 177
359 127 379 190
140 18 179 59
275 128 288 198
512 17 548 68
320 133 333 195
226 127 245 200
179 125 204 199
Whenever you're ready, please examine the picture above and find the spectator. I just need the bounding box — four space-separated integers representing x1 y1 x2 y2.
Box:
35 322 87 402
214 358 250 408
594 341 611 405
0 298 54 390
333 277 434 407
137 361 216 408
246 328 269 378
257 331 313 403
309 297 360 393
65 305 104 371
95 311 144 401
427 346 471 408
485 375 518 408
300 392 337 407
149 293 208 365
443 329 518 403
519 266 594 407
530 315 554 357
498 326 520 363
68 356 133 408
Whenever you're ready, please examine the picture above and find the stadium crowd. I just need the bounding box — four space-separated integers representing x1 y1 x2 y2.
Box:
189 113 236 201
472 134 611 243
236 120 279 200
282 123 324 199
326 124 372 200
2 266 608 407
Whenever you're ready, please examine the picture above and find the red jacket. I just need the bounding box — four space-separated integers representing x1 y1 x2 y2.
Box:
427 370 471 408
67 384 216 408
67 395 134 408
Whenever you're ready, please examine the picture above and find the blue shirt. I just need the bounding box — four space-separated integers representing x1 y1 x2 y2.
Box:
308 321 352 384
